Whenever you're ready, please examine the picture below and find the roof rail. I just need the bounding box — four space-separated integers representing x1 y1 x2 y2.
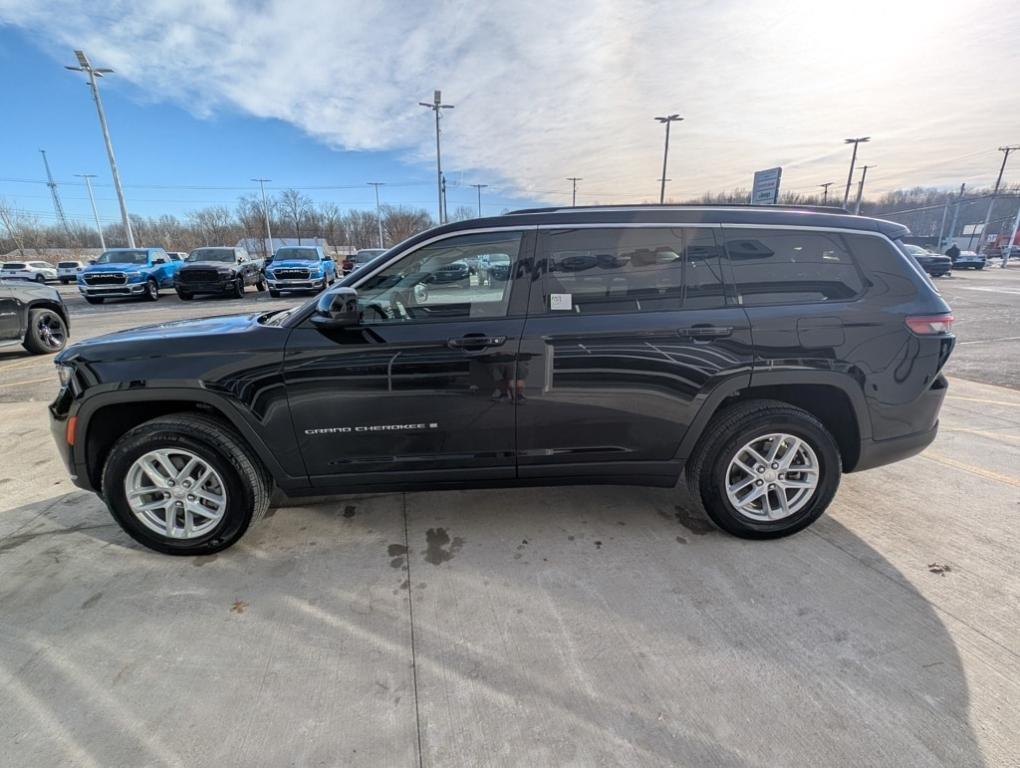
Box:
508 203 853 215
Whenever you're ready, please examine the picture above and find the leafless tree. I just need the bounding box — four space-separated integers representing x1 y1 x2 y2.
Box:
0 198 28 257
279 189 314 244
382 205 433 245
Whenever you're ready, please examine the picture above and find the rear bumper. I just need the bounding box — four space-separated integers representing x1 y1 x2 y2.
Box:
852 373 948 472
852 422 939 472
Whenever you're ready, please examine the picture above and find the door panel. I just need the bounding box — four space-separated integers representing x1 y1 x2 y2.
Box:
0 285 20 340
284 228 534 484
515 226 753 477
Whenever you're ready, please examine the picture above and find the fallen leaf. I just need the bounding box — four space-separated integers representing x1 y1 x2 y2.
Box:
231 600 249 614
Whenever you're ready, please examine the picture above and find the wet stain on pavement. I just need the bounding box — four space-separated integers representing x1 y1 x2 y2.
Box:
676 535 688 545
387 544 408 557
343 505 357 518
673 505 713 535
424 527 464 565
80 592 103 610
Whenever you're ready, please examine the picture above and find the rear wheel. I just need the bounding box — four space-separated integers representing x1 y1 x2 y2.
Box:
101 413 271 555
144 278 159 301
22 308 67 354
685 399 841 539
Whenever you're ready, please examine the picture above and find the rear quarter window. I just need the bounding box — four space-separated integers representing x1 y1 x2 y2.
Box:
723 228 864 306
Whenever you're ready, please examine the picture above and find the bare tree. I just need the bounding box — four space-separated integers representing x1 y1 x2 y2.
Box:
188 206 237 246
0 198 28 257
448 206 476 223
341 210 381 250
382 205 433 245
279 189 313 244
318 202 347 251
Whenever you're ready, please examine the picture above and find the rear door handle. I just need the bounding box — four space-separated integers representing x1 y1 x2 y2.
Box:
447 335 507 351
678 326 733 339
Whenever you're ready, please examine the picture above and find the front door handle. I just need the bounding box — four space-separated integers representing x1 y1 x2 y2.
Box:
447 334 507 351
678 325 733 339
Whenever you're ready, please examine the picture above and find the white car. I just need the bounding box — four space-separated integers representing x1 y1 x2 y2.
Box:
56 260 86 284
0 261 58 283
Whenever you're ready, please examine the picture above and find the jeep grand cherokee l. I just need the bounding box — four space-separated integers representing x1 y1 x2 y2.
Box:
49 205 954 555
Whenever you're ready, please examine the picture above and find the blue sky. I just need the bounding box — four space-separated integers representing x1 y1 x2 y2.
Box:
1 0 1019 232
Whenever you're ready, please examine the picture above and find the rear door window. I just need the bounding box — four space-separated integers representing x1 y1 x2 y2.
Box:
723 228 864 305
536 227 726 314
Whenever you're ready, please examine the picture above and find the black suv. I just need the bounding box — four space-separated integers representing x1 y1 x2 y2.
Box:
50 206 954 555
0 278 69 355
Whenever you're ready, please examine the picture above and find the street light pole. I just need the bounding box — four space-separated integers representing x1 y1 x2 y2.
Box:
977 145 1020 255
469 183 488 217
654 114 683 204
853 165 875 215
75 173 105 250
566 177 582 207
368 182 385 248
65 50 135 248
251 178 274 257
819 182 834 205
419 90 454 224
842 137 871 208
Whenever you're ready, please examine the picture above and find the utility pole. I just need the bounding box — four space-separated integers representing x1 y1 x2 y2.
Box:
251 178 274 257
441 173 448 223
39 150 72 241
469 183 488 217
842 137 870 208
819 182 834 205
977 145 1020 255
853 165 875 215
368 182 385 248
946 182 966 252
654 114 683 204
1006 203 1020 267
566 177 582 207
75 173 105 250
65 50 135 248
419 90 454 224
937 196 950 251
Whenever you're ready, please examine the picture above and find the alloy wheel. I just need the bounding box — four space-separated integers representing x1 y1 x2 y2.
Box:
124 448 228 539
724 433 819 521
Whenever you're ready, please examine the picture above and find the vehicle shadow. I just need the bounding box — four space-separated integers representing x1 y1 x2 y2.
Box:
0 486 989 767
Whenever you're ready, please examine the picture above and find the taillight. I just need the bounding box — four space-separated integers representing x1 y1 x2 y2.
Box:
906 314 954 335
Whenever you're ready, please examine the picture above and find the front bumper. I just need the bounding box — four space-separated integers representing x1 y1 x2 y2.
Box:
268 278 326 291
176 280 234 294
79 283 147 297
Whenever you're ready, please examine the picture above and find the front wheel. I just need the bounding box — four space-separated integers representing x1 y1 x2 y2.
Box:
143 278 159 301
35 273 46 284
232 278 245 299
269 289 281 298
101 413 271 555
176 290 193 301
975 264 985 270
255 277 266 292
685 400 841 539
22 308 68 354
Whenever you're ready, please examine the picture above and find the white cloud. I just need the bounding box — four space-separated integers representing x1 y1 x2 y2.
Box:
3 0 1019 204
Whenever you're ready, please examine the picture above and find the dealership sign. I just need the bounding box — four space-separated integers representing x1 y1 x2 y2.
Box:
751 167 782 205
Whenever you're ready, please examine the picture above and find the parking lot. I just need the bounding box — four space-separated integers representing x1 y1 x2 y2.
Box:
1 271 1018 766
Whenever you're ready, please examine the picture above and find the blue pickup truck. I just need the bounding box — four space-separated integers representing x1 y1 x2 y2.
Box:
78 248 183 304
264 245 337 297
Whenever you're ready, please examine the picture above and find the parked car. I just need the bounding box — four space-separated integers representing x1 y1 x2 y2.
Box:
902 244 952 277
167 252 187 262
0 277 69 354
56 260 86 284
264 245 337 297
50 204 956 555
175 247 266 300
1 261 58 283
428 259 471 285
77 248 182 304
950 249 985 270
342 248 387 275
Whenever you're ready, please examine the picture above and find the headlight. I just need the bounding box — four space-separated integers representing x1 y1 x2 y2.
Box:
57 364 75 387
127 272 144 282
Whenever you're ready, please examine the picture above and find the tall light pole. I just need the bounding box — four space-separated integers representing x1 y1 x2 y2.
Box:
977 145 1020 255
75 173 105 250
819 182 834 205
654 114 683 204
65 50 135 248
368 182 385 247
842 137 870 208
853 165 875 215
251 178 274 257
419 90 454 224
566 177 582 207
470 183 488 217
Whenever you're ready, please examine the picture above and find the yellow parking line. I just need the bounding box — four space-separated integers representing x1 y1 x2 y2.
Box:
946 395 1020 408
920 451 1020 488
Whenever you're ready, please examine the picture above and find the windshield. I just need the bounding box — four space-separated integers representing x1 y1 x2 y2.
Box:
96 250 148 264
275 247 319 261
58 261 79 268
355 249 386 263
3 263 25 270
189 248 235 263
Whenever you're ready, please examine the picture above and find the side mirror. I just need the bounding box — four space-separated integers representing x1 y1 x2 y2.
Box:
89 259 97 265
153 258 166 264
311 287 360 330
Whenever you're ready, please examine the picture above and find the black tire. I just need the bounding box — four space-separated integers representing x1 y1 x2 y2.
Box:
143 278 159 301
255 277 266 292
177 290 193 301
60 279 70 285
84 296 104 305
975 264 985 270
232 278 245 298
685 399 841 539
22 308 68 354
269 289 281 298
101 413 271 555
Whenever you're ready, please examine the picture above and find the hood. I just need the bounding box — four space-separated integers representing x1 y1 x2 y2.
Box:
180 261 238 271
270 259 321 268
83 261 151 273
